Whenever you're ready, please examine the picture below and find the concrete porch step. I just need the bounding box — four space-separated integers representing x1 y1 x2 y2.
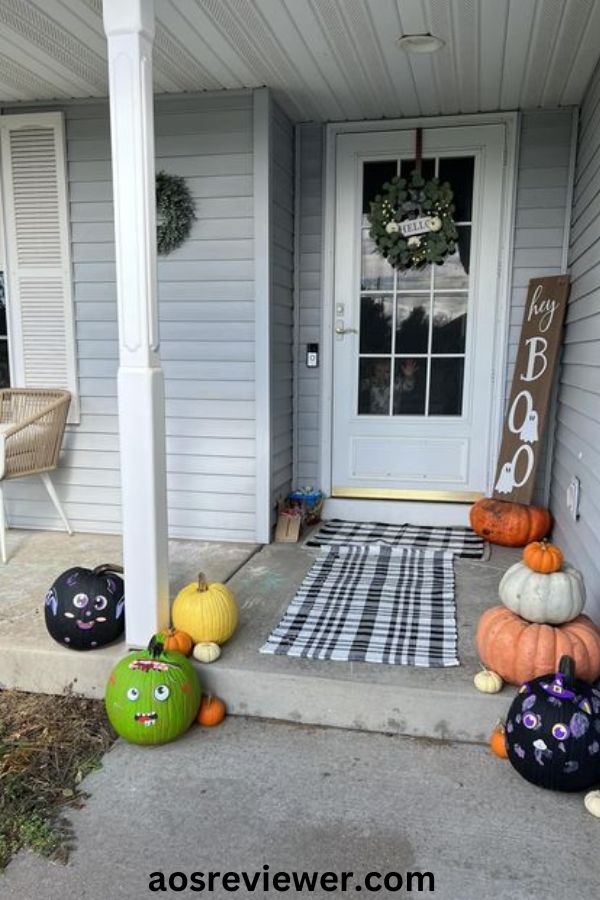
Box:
0 530 520 744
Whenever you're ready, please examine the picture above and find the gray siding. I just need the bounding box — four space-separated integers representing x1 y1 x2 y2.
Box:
3 92 257 541
506 110 574 501
551 63 600 622
269 102 294 512
296 124 324 488
295 113 574 496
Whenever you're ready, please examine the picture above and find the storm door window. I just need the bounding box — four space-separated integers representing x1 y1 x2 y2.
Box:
358 156 474 416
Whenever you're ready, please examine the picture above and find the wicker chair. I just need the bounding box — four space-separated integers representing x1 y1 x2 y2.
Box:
0 388 72 563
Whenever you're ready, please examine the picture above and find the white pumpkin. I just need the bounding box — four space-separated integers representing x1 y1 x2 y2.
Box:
193 641 221 664
474 669 503 694
499 561 585 624
584 790 600 818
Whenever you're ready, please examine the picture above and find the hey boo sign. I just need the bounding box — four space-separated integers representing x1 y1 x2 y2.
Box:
493 275 570 504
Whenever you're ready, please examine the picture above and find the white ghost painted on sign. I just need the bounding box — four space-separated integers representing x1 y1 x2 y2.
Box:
519 409 539 444
495 461 515 494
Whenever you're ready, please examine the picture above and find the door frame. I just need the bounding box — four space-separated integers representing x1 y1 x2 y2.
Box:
319 112 520 514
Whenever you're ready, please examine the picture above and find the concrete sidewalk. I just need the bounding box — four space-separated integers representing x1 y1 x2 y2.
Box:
2 718 597 900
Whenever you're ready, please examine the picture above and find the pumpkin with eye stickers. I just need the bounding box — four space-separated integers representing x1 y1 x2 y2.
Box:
105 635 202 745
44 564 125 651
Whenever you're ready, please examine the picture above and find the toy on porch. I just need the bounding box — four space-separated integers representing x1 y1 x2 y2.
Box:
476 540 600 685
44 563 124 651
469 497 551 547
172 572 238 645
105 635 201 746
504 656 600 792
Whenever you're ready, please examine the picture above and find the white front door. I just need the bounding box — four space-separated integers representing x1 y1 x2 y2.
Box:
331 125 507 502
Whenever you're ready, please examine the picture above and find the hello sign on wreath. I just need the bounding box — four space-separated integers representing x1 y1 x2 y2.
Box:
493 275 570 504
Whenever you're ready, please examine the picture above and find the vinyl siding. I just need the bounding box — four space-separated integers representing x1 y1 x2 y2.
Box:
269 101 294 513
2 92 257 541
551 63 600 622
295 113 574 497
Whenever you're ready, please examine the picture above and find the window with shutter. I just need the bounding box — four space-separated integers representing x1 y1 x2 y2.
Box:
0 111 78 421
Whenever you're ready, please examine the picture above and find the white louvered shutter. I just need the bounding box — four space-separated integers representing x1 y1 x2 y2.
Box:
0 112 78 421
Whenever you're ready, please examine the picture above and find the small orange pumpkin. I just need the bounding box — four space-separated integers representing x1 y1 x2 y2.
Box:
490 724 508 759
470 498 551 547
158 627 193 657
197 694 226 727
522 540 563 574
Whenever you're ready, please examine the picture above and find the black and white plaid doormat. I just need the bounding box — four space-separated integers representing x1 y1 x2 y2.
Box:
306 519 485 559
260 545 458 667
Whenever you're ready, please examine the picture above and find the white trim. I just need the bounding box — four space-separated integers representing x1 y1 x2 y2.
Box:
320 111 520 500
0 88 254 111
253 87 272 543
325 498 471 527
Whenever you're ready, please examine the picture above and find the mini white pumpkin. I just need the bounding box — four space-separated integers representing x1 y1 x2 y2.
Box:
584 790 600 818
474 669 503 694
193 641 221 664
499 561 585 625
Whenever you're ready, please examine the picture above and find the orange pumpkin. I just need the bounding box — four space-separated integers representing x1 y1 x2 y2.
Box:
490 724 508 759
158 627 193 657
522 540 564 574
476 606 600 685
470 498 551 547
197 694 226 727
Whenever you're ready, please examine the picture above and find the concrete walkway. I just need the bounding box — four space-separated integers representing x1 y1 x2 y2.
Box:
2 718 598 900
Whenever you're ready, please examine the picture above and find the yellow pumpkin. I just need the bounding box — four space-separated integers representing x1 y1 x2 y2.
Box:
172 573 238 645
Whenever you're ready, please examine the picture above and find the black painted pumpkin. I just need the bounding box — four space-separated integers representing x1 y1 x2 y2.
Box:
505 656 600 792
44 564 125 651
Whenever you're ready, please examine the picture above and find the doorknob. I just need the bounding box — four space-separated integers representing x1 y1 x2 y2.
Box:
335 324 358 335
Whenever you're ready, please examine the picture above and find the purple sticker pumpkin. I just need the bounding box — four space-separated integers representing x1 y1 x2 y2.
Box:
44 564 125 651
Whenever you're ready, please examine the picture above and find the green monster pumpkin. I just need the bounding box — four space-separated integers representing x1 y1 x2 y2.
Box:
105 635 201 746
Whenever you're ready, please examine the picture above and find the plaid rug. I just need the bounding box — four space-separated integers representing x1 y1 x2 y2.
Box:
260 545 458 667
306 519 485 558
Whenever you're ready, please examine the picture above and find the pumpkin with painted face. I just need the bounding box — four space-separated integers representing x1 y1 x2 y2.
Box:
105 636 201 746
44 564 125 650
505 656 600 792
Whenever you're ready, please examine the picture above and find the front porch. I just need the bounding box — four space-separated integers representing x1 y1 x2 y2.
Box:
0 529 519 743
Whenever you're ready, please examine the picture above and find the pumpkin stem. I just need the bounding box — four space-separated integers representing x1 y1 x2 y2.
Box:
197 572 208 592
148 634 164 658
92 563 124 576
559 655 575 684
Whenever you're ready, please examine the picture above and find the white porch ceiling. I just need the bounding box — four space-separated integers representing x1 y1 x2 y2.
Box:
0 0 599 120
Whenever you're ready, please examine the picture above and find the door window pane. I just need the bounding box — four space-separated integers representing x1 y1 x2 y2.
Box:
0 341 9 388
400 158 436 181
359 358 391 415
432 294 468 353
429 358 464 415
361 230 394 291
432 227 471 290
360 295 393 353
438 157 475 221
362 160 398 214
396 296 429 353
393 357 426 415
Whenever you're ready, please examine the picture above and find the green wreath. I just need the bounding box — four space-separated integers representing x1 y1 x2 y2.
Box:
156 171 196 256
368 171 458 270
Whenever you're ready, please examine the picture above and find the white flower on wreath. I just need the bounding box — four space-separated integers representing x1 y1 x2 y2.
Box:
385 220 400 234
407 236 422 248
426 216 442 233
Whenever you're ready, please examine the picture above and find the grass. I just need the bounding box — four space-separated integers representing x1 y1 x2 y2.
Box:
0 691 116 871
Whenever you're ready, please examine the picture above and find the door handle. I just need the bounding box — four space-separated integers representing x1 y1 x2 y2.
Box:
335 325 358 335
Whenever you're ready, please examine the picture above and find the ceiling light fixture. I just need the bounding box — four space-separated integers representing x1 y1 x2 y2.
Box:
397 33 445 54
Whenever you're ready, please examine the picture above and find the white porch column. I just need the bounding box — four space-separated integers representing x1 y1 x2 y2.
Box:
103 0 169 646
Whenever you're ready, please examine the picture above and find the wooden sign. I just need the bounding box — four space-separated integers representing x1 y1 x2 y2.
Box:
399 216 432 237
493 275 570 504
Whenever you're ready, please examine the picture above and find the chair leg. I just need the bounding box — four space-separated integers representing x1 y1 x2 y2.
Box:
40 473 73 536
0 483 6 564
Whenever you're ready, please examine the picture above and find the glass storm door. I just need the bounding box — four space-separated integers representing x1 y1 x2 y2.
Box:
331 126 506 500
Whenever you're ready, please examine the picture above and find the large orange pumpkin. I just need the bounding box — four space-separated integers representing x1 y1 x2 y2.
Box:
476 606 600 685
469 498 551 547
